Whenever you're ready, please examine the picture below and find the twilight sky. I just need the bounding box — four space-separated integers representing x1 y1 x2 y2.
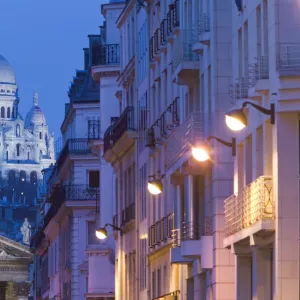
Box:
0 0 106 138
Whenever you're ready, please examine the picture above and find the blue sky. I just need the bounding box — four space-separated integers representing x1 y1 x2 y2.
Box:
0 0 106 137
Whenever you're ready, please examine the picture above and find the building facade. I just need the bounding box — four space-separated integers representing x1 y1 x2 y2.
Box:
31 30 116 299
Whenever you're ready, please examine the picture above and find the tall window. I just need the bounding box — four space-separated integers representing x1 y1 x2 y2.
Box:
88 171 99 188
140 163 147 221
16 124 20 137
140 239 147 290
7 107 10 118
16 144 21 157
1 107 4 118
39 132 42 139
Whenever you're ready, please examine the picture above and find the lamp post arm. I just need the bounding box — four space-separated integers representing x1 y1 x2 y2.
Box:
105 223 122 232
242 101 275 120
207 136 236 156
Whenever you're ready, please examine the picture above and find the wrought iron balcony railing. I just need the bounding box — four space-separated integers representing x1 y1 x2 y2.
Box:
181 217 213 241
167 0 180 35
278 44 300 73
88 120 101 139
165 111 204 170
171 217 213 247
160 19 168 46
121 202 135 225
56 138 92 172
224 176 274 237
103 106 135 153
173 29 200 71
229 77 249 103
99 44 120 65
249 56 269 87
198 13 210 34
45 184 100 228
149 213 174 248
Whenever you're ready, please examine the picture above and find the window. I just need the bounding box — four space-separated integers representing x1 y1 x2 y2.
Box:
140 239 147 290
87 221 99 245
7 107 10 118
140 162 147 221
16 144 20 157
16 124 20 137
1 107 4 118
6 151 8 161
89 171 99 188
39 132 42 139
27 152 30 160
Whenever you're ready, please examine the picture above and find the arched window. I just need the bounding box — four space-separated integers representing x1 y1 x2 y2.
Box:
27 152 30 160
20 170 26 183
7 107 10 119
16 144 21 157
30 171 37 184
1 107 5 118
39 132 42 139
16 124 20 137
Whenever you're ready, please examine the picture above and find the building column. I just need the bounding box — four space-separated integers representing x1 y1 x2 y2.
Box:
236 255 252 300
184 175 194 238
252 247 272 300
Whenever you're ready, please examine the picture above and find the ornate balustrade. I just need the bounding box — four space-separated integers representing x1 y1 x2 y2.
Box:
224 176 274 237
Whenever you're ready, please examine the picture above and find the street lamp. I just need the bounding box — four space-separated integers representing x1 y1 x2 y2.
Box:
95 223 122 240
192 136 236 162
50 296 62 300
147 172 165 195
225 102 275 131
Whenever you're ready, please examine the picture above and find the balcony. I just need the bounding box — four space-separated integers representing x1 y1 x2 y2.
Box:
248 56 269 95
91 44 120 81
170 217 213 267
148 97 180 148
149 213 174 249
224 176 275 248
193 14 211 50
56 138 92 174
103 106 136 164
152 290 180 300
165 111 204 172
229 77 249 104
172 29 200 85
44 184 99 229
278 44 300 77
167 0 180 39
88 120 102 155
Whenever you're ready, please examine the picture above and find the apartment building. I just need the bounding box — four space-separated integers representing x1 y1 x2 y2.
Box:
223 0 300 299
31 35 114 299
98 0 236 299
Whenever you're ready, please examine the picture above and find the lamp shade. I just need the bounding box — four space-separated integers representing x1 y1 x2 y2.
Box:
95 227 108 240
147 180 163 195
225 109 247 131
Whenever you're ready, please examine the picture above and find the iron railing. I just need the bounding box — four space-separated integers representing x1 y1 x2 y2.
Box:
229 77 249 103
149 213 174 248
171 228 181 247
121 202 135 225
167 1 180 35
103 106 135 153
198 13 210 34
278 44 300 74
99 44 120 65
149 37 154 62
88 120 101 139
173 29 200 71
181 217 213 241
56 138 91 172
160 19 168 46
152 290 180 300
154 28 161 55
165 111 204 170
224 176 274 237
249 56 269 87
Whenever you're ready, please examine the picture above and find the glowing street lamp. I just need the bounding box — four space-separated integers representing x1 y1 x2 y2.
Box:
192 136 236 162
225 102 275 132
95 223 122 240
147 172 165 195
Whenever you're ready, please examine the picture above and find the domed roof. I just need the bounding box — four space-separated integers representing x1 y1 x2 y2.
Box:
0 55 16 84
25 92 46 128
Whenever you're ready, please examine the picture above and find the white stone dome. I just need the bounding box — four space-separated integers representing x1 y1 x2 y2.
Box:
25 92 46 128
0 55 16 84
